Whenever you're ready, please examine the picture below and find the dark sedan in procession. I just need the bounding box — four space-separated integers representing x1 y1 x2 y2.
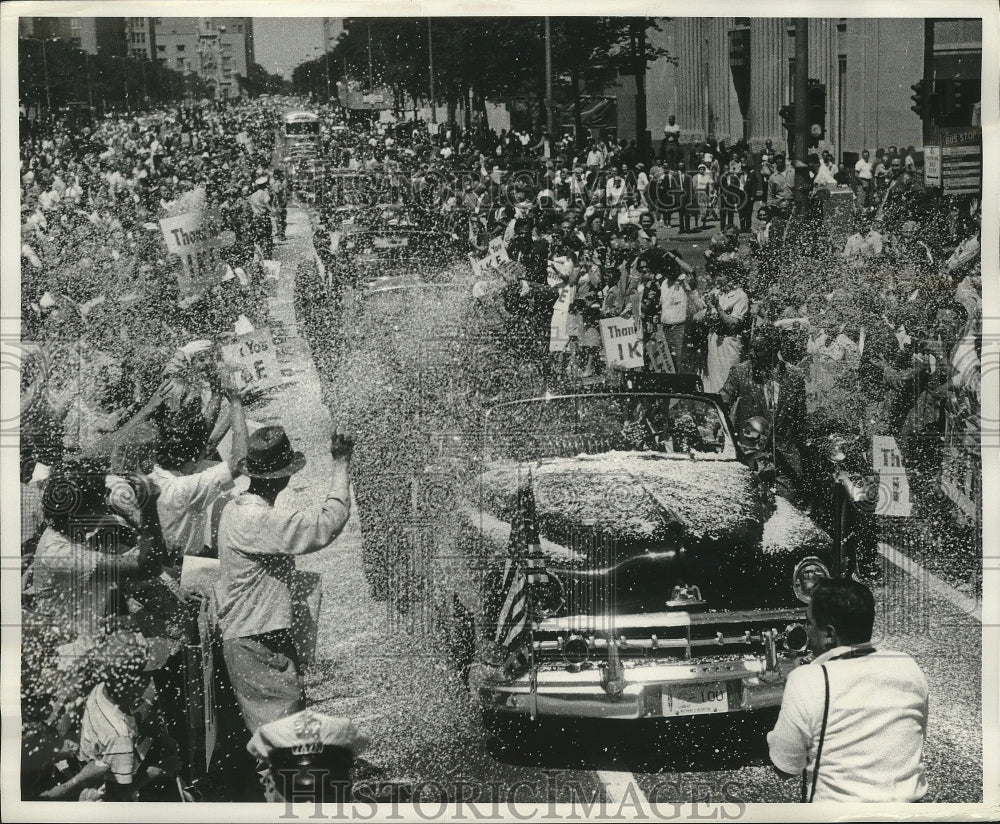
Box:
315 205 468 300
437 373 839 728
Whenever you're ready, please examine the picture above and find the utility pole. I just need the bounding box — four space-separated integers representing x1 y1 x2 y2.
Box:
544 17 554 134
428 17 436 124
793 18 811 207
793 19 809 162
922 18 935 145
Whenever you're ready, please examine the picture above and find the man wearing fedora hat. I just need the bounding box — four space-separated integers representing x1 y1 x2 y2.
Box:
217 425 354 735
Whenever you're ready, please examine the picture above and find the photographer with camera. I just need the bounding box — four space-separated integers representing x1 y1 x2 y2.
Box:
768 578 929 802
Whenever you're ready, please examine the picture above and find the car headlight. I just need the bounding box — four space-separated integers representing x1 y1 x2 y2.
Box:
782 623 809 652
827 434 848 464
531 571 565 619
739 416 769 452
792 557 830 603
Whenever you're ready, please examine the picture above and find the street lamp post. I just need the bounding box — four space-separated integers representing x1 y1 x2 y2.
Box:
84 52 94 110
367 21 374 93
326 45 332 101
40 37 52 112
427 17 436 124
112 56 131 113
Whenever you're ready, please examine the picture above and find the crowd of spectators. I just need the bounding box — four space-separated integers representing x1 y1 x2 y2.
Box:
312 105 981 521
17 93 982 801
18 95 347 802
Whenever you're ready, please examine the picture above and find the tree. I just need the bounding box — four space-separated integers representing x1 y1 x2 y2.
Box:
19 37 196 115
290 17 673 138
549 18 674 150
240 63 290 97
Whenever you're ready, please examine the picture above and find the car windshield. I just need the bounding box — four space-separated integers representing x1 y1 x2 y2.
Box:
346 231 452 261
285 120 319 136
483 393 736 462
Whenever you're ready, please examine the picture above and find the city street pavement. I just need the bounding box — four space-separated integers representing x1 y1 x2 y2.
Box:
258 205 982 807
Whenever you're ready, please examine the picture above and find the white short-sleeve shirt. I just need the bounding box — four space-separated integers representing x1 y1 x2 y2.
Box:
768 646 929 802
150 462 233 557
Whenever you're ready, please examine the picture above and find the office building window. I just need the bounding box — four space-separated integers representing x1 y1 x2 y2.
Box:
157 44 166 52
176 44 185 51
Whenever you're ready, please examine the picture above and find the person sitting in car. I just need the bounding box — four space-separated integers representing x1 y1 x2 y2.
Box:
618 397 658 451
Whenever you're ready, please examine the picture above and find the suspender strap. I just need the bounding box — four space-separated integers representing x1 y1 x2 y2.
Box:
208 495 231 553
802 664 831 803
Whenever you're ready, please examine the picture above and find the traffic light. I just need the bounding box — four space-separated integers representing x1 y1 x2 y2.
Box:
807 82 826 147
910 80 928 119
779 103 795 135
936 78 979 127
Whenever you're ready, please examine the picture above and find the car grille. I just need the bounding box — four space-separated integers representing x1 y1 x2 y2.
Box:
530 608 806 663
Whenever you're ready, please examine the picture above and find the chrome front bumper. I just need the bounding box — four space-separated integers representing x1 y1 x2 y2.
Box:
475 655 808 721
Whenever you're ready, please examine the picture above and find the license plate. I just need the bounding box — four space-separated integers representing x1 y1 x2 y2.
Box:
373 236 408 249
662 681 730 716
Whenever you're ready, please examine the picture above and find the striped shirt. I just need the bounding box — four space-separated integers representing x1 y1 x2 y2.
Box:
79 683 145 785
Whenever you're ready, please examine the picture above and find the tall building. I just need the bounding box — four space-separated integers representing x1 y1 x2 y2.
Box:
18 17 75 40
80 18 127 56
19 17 126 56
153 16 254 98
17 17 126 57
642 17 982 158
126 17 157 60
322 17 344 48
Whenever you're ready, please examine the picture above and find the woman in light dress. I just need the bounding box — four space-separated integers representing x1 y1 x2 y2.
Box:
702 263 749 393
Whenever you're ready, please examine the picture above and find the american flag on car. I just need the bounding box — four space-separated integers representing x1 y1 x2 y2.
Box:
494 468 545 652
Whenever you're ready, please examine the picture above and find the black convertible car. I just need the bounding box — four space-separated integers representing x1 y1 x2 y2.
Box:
437 373 835 723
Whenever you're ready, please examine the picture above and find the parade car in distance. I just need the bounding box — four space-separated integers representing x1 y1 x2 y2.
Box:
328 225 468 299
440 373 837 726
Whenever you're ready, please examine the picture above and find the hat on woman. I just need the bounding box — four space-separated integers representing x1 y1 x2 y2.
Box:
236 426 306 478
